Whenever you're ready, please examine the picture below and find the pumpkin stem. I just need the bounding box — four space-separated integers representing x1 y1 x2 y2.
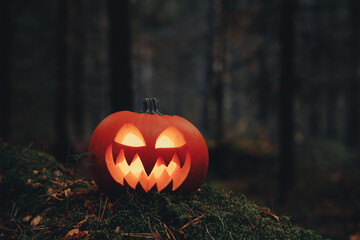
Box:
142 98 163 115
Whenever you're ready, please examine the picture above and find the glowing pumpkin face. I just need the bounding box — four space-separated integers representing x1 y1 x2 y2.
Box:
88 98 208 192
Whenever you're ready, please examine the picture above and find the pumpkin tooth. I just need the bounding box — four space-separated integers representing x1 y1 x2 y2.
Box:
115 149 125 165
172 152 191 190
112 144 122 164
160 150 174 166
177 148 187 168
156 168 172 191
128 154 144 179
124 149 137 165
152 157 166 178
138 171 150 192
123 172 139 190
166 154 180 176
105 144 125 185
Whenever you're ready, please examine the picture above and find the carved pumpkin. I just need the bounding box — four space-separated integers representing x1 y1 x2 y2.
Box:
88 98 208 192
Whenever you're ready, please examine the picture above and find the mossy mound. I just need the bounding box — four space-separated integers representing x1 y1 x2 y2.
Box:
0 142 326 239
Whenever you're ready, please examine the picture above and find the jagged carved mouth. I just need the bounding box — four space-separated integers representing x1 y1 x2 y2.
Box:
105 144 191 192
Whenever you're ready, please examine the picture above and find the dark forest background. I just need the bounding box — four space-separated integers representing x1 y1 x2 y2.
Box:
0 0 359 239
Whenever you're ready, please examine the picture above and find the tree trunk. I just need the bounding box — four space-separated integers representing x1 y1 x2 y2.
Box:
325 85 337 139
107 0 133 112
308 86 320 136
257 1 270 125
55 0 70 162
325 0 337 139
278 0 296 200
345 0 360 149
201 0 214 133
69 0 85 146
0 1 12 140
213 0 225 141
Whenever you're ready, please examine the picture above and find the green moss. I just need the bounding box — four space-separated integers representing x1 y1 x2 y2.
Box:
0 142 327 240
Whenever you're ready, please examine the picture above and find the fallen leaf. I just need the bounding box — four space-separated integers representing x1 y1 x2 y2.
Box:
61 229 88 240
51 192 64 201
84 200 93 209
61 229 79 240
22 215 32 222
32 183 44 188
54 170 63 176
74 215 89 228
257 206 279 221
47 187 55 194
30 215 42 227
350 232 360 240
114 226 121 233
108 202 114 215
64 188 71 197
72 189 90 197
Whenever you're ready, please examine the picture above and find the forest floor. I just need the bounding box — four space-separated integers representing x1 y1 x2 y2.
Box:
208 137 360 240
0 141 326 240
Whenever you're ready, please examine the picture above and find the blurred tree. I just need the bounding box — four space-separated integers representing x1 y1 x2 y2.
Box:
55 0 70 161
257 0 271 125
345 0 360 149
69 0 85 149
108 0 133 112
279 0 296 200
0 1 13 140
209 0 233 179
213 0 225 141
307 2 323 136
201 0 214 133
325 0 338 139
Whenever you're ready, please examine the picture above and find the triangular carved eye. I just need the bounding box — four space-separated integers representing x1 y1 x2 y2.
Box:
114 124 146 147
155 127 185 148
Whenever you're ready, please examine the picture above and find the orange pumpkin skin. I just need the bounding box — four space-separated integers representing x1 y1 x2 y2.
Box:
88 99 208 192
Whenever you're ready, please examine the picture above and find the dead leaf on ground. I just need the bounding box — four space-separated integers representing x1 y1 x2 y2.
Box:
84 200 93 209
54 170 63 176
32 183 44 188
108 202 114 215
22 215 32 222
350 232 360 240
74 215 90 228
257 206 279 221
47 187 55 195
61 229 89 240
114 226 121 233
64 188 71 197
51 192 65 201
71 189 91 198
30 215 42 227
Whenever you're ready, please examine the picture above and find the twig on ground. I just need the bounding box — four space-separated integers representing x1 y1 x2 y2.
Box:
205 226 215 240
100 196 108 221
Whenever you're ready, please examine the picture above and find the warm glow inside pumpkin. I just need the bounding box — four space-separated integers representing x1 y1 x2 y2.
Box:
105 124 191 192
88 98 208 193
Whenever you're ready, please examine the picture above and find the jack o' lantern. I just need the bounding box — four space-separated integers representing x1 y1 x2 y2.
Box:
88 98 208 192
